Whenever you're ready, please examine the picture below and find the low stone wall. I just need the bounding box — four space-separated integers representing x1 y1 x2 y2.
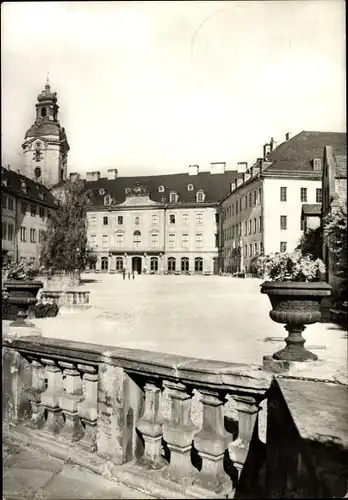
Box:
39 289 90 314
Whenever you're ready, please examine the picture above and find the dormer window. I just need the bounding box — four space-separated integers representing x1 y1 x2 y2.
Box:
169 192 177 203
21 181 28 194
99 188 106 196
312 158 322 171
196 191 205 203
187 184 194 191
158 185 165 193
125 188 131 195
104 195 112 206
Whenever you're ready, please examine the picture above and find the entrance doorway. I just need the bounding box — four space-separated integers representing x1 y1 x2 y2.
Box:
132 256 142 274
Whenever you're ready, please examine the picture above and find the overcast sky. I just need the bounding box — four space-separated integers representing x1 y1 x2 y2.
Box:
1 1 346 177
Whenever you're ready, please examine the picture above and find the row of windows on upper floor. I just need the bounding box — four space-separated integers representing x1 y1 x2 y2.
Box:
89 212 206 227
89 231 211 249
103 190 206 206
280 187 322 203
222 188 262 221
224 240 289 259
1 194 51 219
1 223 46 243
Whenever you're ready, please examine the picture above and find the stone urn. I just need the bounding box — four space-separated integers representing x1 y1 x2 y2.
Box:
4 280 43 327
261 281 332 361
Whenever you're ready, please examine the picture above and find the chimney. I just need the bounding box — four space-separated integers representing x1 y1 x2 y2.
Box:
270 138 274 152
86 171 101 182
236 178 243 187
237 162 248 173
107 168 118 180
188 165 199 176
210 162 226 175
263 144 272 159
69 172 81 182
285 132 291 141
230 181 236 192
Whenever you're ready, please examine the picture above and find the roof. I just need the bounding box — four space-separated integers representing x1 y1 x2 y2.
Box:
25 121 61 139
333 154 347 178
55 170 243 207
1 167 57 207
301 204 322 216
264 131 347 173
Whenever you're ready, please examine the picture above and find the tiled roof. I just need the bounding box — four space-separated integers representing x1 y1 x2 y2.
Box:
333 154 347 178
68 170 243 207
1 167 57 207
301 204 322 216
265 131 347 172
25 121 63 139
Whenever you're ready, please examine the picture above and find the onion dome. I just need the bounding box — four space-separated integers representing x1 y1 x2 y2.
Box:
37 77 57 103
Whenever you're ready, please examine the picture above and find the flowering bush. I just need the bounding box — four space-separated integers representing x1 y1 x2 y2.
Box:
253 250 325 282
323 202 347 277
4 261 42 281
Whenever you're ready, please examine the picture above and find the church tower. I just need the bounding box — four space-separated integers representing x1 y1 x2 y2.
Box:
21 78 70 188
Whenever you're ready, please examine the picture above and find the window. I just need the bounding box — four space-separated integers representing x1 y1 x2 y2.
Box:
151 232 158 248
195 257 203 272
196 191 204 203
2 223 6 239
41 107 46 117
231 204 234 216
280 187 287 202
8 224 14 241
253 218 257 233
30 228 36 243
215 213 219 223
89 234 96 246
280 241 287 252
116 257 124 271
104 196 112 206
249 244 253 257
102 234 108 247
215 233 218 247
195 233 203 248
99 189 106 196
158 185 165 193
134 216 140 226
21 202 27 214
39 207 45 218
133 230 141 248
244 221 247 236
187 184 194 191
236 200 239 215
125 188 131 195
31 204 37 217
300 218 304 231
244 245 247 256
169 214 175 224
258 188 262 204
260 242 264 254
316 188 322 203
244 195 248 210
182 213 189 224
196 213 203 224
239 199 242 212
2 194 7 208
103 216 108 225
254 242 258 255
8 197 14 210
89 216 97 226
20 227 27 242
300 188 307 202
118 216 123 225
169 192 177 203
249 192 252 207
35 167 41 178
101 257 108 271
168 257 176 272
181 257 189 272
150 257 158 272
280 215 287 230
169 233 175 248
313 158 322 171
152 214 159 224
253 191 257 205
248 220 252 235
116 232 124 248
182 233 189 248
259 216 262 232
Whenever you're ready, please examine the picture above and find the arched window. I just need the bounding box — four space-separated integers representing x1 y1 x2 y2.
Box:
187 184 194 191
116 257 124 271
150 257 158 272
196 191 204 203
152 214 159 224
181 257 189 272
41 108 46 117
35 167 41 178
168 257 176 272
133 230 141 248
158 185 165 193
101 257 108 271
195 257 203 273
169 192 177 203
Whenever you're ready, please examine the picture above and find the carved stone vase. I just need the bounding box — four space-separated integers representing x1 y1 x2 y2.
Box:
4 280 43 327
261 281 332 362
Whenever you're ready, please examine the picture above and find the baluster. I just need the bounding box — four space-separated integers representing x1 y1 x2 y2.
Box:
188 389 232 498
58 361 84 442
162 381 198 485
25 357 46 428
40 358 65 434
136 380 166 469
228 394 263 480
77 364 98 452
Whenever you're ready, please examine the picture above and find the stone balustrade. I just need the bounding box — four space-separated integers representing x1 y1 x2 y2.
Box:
2 335 271 499
40 289 90 313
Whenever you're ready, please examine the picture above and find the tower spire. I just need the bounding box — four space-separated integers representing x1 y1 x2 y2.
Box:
46 72 50 89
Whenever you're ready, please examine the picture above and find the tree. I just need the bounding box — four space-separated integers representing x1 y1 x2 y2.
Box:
323 202 347 278
85 248 98 269
295 227 323 261
40 180 89 272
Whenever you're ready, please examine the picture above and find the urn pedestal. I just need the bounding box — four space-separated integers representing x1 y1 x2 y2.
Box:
261 281 332 362
3 280 43 336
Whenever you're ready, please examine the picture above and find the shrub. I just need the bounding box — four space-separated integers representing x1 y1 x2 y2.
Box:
253 251 325 282
296 227 323 260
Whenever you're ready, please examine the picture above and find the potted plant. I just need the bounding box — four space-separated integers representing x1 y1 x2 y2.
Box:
257 251 331 362
3 261 43 327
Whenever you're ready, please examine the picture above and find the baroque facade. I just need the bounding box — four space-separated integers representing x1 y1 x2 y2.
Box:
219 131 346 273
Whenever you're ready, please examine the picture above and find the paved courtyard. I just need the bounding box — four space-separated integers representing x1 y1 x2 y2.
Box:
31 274 347 383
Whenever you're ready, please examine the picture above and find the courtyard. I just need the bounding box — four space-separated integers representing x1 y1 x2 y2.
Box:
33 274 347 383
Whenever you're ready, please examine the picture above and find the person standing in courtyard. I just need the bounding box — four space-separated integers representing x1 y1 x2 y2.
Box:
128 271 131 280
122 268 126 281
132 270 135 280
